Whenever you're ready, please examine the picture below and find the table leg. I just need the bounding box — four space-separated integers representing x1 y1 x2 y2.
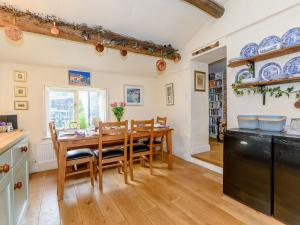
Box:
166 130 173 170
58 143 67 201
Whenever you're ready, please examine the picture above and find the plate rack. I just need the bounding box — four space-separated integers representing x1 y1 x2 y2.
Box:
229 43 300 105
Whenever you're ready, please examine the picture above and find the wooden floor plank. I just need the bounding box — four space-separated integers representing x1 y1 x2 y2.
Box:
74 181 106 225
21 172 46 225
24 156 284 225
59 185 83 225
146 207 175 225
192 139 223 167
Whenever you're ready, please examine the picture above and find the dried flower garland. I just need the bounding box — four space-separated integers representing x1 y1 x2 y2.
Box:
0 4 180 59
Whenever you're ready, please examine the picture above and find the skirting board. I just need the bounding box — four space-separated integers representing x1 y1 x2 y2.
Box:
179 151 223 174
191 144 210 154
191 157 223 174
30 161 57 173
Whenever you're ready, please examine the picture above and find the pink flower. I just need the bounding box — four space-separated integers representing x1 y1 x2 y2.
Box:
110 102 117 107
119 102 126 107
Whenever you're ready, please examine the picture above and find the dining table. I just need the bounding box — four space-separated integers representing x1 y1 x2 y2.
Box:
56 126 173 201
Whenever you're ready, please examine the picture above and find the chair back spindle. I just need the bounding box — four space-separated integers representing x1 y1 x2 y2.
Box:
98 121 129 160
49 122 59 160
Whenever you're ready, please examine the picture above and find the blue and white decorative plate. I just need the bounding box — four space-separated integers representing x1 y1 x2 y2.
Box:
281 27 300 48
283 56 300 77
258 36 282 54
235 68 253 82
259 62 283 81
240 43 259 58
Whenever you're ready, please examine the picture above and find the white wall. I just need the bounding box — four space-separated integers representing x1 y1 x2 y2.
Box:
157 61 192 159
157 0 300 164
157 58 209 160
226 3 300 128
0 61 159 171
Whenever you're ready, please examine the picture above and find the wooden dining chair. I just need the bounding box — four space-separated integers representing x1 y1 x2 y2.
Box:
129 119 154 180
48 122 94 187
94 121 128 191
143 116 167 160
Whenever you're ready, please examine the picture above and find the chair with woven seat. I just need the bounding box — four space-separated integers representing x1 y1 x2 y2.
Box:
48 122 94 187
143 116 167 160
95 121 128 191
129 119 154 180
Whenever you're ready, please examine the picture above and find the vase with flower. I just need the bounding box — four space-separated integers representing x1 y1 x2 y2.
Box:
110 102 126 122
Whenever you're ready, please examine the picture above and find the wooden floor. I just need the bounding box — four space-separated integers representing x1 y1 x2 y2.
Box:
192 139 224 167
22 156 283 225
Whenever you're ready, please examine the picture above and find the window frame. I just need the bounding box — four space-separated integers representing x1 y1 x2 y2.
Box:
44 85 108 137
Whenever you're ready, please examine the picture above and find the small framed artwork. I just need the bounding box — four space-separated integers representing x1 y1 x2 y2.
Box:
14 86 27 97
194 71 206 92
69 70 91 86
14 71 27 82
124 85 144 106
14 101 29 110
166 83 174 105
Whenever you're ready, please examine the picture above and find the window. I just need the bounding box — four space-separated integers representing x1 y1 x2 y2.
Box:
45 87 107 134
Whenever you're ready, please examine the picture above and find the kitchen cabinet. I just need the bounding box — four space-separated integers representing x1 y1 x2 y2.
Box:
0 132 28 225
0 172 13 225
224 129 272 215
274 136 300 225
13 158 29 225
224 129 300 225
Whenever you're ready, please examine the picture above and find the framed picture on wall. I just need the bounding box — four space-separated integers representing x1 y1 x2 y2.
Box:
124 85 144 106
14 101 29 110
14 86 27 97
166 83 174 106
194 71 206 92
14 71 27 82
68 70 91 86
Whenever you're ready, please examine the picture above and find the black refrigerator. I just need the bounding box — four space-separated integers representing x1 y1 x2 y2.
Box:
273 135 300 225
223 129 273 215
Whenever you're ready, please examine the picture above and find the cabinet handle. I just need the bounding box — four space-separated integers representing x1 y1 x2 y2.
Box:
14 182 23 190
0 164 10 173
21 146 28 153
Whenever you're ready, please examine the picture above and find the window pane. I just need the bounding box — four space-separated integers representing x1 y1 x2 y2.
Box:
89 91 106 124
49 91 74 129
78 90 107 128
79 91 89 129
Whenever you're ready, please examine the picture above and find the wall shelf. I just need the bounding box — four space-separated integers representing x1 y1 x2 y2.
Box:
236 77 300 89
228 44 300 68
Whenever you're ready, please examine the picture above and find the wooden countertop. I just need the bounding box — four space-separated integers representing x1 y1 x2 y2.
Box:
0 131 25 155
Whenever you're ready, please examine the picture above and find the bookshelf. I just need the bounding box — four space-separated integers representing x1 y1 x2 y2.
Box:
209 72 225 138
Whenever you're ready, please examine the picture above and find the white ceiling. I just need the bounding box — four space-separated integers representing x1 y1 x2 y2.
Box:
0 0 226 49
0 0 227 76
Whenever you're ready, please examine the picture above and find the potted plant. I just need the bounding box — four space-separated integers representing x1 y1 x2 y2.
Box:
110 102 126 122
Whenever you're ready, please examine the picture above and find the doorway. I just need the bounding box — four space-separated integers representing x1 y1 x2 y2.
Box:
191 46 227 168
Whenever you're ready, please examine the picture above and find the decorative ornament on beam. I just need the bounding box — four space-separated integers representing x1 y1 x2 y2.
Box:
156 49 167 72
50 21 59 36
120 40 128 57
95 29 104 53
4 15 23 41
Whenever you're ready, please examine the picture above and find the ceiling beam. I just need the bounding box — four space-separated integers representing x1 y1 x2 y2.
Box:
183 0 225 18
0 5 180 60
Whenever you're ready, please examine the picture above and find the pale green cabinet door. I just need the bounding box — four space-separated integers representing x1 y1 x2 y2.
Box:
0 173 13 225
13 159 29 225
